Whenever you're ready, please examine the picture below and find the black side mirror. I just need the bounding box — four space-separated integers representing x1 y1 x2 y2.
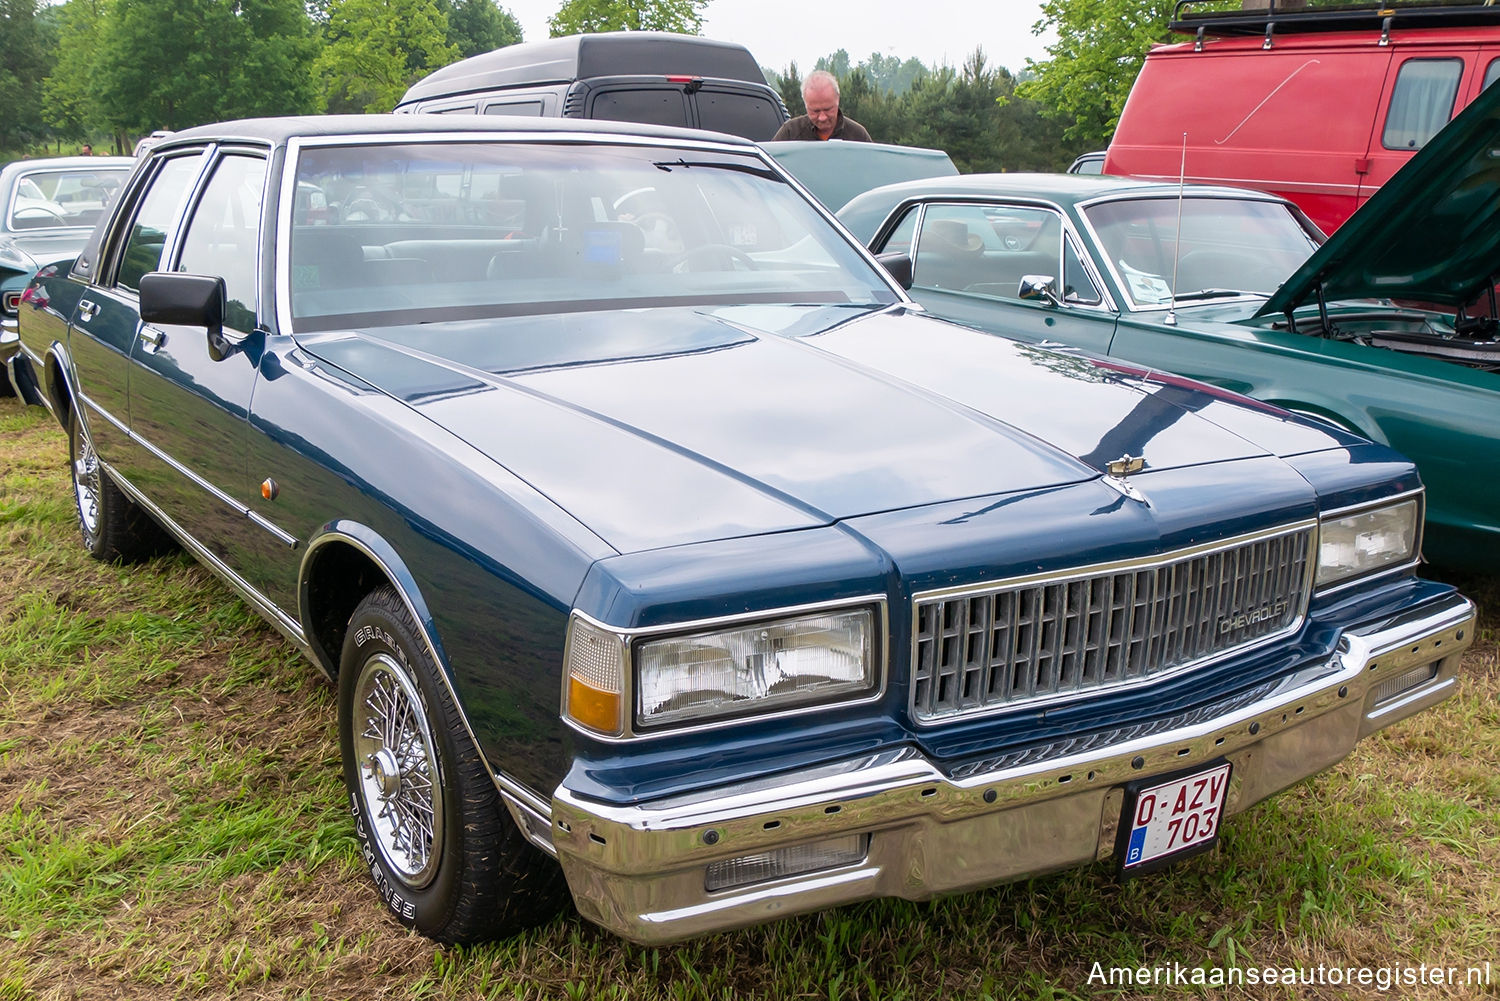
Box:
1018 274 1062 307
875 251 914 290
140 272 225 328
139 272 232 360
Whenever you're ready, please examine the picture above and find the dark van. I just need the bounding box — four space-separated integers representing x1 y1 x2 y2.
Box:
1105 0 1500 233
395 31 790 141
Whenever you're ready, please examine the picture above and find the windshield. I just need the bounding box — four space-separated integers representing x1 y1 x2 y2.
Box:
287 141 898 331
7 166 130 231
1084 196 1321 309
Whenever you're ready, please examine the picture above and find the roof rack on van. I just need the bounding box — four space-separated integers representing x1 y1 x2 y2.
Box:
1170 1 1500 41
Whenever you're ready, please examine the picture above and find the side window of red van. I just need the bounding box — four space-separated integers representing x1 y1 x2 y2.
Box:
1382 59 1463 150
1485 58 1500 91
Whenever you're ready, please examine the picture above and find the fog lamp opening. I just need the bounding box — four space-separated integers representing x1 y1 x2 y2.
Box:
1371 664 1438 706
704 834 869 893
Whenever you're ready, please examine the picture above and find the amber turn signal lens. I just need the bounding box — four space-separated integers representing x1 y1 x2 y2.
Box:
260 478 278 501
567 675 622 734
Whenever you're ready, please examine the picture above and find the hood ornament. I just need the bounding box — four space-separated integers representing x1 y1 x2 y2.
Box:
1102 453 1149 504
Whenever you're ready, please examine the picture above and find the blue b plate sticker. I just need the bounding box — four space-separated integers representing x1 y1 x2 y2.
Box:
1119 761 1231 876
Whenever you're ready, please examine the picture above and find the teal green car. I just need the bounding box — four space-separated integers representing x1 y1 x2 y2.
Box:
835 85 1500 571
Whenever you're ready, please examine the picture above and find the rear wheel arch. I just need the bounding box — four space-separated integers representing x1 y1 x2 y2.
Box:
43 348 74 431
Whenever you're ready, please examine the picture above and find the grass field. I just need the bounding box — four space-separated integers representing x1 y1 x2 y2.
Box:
1 395 1497 1001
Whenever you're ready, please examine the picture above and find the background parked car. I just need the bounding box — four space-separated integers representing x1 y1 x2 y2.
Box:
1 156 134 398
837 80 1500 570
396 31 789 140
1106 0 1500 233
13 114 1474 949
762 140 957 210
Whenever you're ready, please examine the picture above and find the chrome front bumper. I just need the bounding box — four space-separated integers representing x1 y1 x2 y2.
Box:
549 590 1475 945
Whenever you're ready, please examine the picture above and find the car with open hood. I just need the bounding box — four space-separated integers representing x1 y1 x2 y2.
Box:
12 114 1475 945
837 81 1500 571
1 156 134 397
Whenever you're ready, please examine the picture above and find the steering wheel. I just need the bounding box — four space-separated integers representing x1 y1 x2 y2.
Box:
670 243 757 273
341 186 401 223
13 205 69 225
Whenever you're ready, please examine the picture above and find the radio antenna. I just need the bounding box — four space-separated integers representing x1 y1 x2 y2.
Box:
1165 132 1187 327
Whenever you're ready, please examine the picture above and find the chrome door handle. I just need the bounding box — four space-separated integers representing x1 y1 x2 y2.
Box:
78 299 100 322
140 326 166 354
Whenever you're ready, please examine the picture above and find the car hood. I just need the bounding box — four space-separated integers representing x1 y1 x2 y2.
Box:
299 304 1342 552
762 141 959 212
1259 80 1500 318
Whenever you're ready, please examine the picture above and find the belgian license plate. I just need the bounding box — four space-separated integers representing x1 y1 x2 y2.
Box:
1118 761 1231 876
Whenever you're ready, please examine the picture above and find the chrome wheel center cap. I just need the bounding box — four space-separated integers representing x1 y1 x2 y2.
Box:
368 748 402 798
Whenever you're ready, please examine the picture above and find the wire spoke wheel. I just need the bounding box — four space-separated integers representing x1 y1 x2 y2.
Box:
351 652 445 888
71 421 102 542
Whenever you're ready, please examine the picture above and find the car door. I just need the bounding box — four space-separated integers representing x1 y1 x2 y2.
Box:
118 147 270 568
67 151 208 466
876 200 1118 354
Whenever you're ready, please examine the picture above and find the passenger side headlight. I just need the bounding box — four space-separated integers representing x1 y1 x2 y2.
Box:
1316 498 1420 588
635 608 876 729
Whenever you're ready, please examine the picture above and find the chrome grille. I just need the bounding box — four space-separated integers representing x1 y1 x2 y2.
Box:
911 525 1314 722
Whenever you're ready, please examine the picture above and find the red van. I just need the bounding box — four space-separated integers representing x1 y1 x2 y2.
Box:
1105 1 1500 233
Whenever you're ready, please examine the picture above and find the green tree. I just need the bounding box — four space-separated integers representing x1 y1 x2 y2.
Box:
42 0 109 147
443 0 521 59
767 62 804 117
547 0 707 36
91 0 317 135
0 0 57 149
1019 0 1174 148
317 0 458 112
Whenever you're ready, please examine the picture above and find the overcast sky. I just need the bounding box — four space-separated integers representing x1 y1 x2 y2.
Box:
498 1 1057 78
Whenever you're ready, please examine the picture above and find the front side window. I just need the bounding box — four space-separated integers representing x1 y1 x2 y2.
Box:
115 155 205 292
1383 58 1463 150
1485 57 1500 92
910 203 1063 300
1084 196 1320 309
177 154 266 332
286 141 898 331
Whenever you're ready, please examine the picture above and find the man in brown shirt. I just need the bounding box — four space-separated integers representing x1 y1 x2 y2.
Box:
772 70 873 142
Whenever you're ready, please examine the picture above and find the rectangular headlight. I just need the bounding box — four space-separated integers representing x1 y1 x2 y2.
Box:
1316 498 1420 588
636 608 876 729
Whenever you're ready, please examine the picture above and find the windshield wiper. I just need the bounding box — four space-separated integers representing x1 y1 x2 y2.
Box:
1172 288 1267 302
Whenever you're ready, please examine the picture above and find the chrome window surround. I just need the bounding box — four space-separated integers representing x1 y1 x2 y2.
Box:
878 196 1119 315
909 520 1318 726
1312 488 1426 597
563 596 889 743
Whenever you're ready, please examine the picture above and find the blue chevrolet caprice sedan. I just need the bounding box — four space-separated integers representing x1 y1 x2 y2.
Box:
12 116 1476 945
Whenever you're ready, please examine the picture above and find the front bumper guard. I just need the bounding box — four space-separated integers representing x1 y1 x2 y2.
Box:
549 590 1475 944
